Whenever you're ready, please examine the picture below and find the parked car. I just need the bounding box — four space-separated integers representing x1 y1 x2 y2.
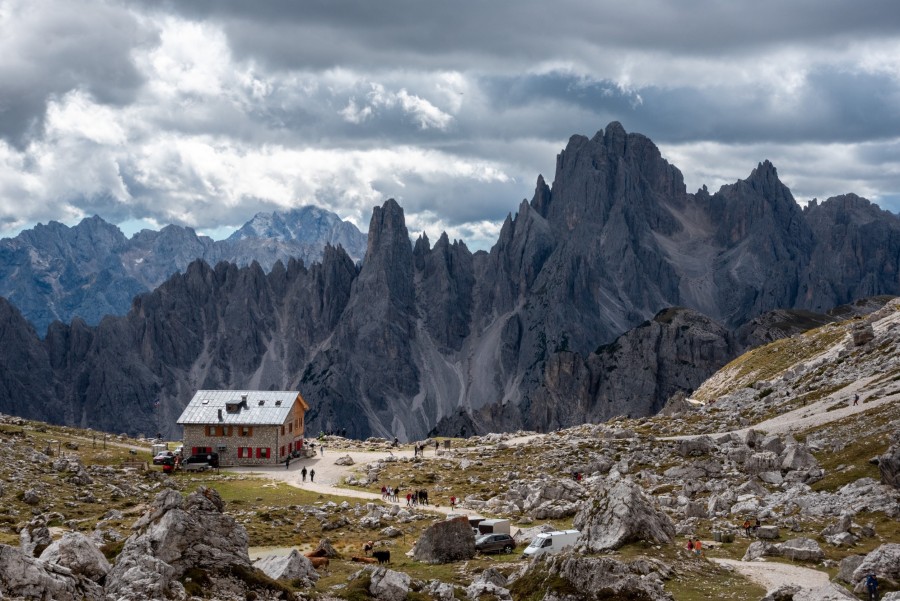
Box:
183 452 219 470
475 533 516 554
152 451 175 465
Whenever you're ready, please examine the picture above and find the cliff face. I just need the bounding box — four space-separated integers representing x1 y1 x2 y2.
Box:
2 122 900 440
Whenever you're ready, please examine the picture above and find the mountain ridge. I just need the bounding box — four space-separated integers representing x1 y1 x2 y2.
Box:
2 122 900 440
0 206 368 334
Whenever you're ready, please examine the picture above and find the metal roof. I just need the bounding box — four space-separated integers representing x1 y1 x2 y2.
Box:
176 390 304 426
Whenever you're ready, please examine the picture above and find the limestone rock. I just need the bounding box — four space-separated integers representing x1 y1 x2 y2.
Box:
742 541 780 561
39 532 111 582
574 479 674 552
365 566 412 601
413 517 476 564
514 552 673 601
778 537 824 562
852 543 900 586
253 549 318 586
781 444 819 471
879 442 900 489
838 554 865 583
756 525 780 540
312 537 340 558
334 454 355 466
0 543 103 601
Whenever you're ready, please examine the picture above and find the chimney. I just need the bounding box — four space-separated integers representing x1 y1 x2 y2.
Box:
217 409 223 421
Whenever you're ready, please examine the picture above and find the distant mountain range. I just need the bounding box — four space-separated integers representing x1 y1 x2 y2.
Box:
1 122 900 440
0 207 367 334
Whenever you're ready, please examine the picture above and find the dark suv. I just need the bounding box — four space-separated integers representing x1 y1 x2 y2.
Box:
184 452 219 469
475 533 516 554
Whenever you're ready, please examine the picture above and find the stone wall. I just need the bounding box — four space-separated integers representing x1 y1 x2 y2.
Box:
183 417 303 467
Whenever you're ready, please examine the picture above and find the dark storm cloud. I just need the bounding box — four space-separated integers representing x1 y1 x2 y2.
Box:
0 1 155 145
152 0 900 70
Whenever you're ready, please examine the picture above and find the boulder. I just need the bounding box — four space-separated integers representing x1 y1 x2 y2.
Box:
19 515 52 557
365 566 412 601
852 322 875 346
39 532 111 582
22 488 41 505
466 568 511 601
413 517 475 564
781 445 819 471
837 554 865 583
574 479 674 552
778 538 824 562
756 525 780 540
742 541 780 561
676 436 714 457
335 454 355 466
879 443 900 489
511 553 673 601
820 512 854 537
852 543 900 586
253 549 319 586
312 537 340 558
745 452 780 475
0 543 103 601
763 583 858 600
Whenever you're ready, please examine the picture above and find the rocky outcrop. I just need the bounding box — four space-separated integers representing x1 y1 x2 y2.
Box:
253 549 318 586
779 538 825 562
104 487 251 600
852 544 900 588
38 532 111 583
413 517 476 564
574 479 675 552
511 553 673 601
0 544 103 601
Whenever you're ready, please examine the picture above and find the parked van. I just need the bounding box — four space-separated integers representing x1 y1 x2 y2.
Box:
522 530 580 558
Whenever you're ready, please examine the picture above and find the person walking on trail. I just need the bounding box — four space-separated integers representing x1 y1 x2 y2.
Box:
742 519 752 537
450 495 456 509
853 393 860 406
693 539 703 557
865 573 878 600
285 456 291 470
301 466 307 482
309 468 315 482
686 538 695 555
320 445 325 456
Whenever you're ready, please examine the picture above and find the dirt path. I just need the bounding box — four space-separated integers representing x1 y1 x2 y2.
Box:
232 435 540 514
711 558 830 593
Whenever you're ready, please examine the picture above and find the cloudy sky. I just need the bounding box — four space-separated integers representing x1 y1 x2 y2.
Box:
3 1 900 249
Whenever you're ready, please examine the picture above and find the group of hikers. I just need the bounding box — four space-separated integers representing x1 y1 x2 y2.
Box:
684 538 703 557
380 486 430 506
412 441 440 457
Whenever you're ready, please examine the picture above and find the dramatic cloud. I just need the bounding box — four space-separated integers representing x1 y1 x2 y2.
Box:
2 0 899 248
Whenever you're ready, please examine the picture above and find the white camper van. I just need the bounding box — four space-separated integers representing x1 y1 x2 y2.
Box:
522 530 580 558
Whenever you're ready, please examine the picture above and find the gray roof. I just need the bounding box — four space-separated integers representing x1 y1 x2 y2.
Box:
176 390 301 426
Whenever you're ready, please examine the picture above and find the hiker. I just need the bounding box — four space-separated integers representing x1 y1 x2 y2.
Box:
742 519 752 537
393 436 399 447
686 538 695 555
301 466 307 482
320 445 325 456
694 539 703 557
393 486 400 502
309 468 315 482
853 393 860 406
406 492 412 507
865 573 878 600
434 441 439 453
381 485 387 500
450 495 456 509
286 456 291 470
753 517 761 535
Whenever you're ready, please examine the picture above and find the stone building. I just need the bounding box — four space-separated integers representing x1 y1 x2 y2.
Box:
176 390 308 467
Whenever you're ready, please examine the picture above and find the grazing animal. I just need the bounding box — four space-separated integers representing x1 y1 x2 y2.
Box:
351 556 378 564
373 550 391 564
305 548 328 558
308 557 330 570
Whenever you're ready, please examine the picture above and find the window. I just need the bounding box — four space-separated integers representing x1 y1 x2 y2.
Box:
281 425 285 436
239 426 253 437
289 422 293 433
191 446 212 456
280 445 285 457
205 426 232 437
255 447 270 459
238 447 253 458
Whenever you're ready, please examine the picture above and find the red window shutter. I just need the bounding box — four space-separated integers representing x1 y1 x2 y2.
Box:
265 448 271 458
238 447 243 458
